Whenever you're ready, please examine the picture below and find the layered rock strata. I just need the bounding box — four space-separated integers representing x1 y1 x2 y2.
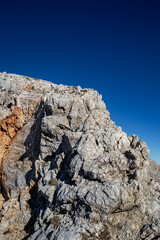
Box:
0 72 159 240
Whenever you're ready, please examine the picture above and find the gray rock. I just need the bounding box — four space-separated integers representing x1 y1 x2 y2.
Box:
0 72 159 240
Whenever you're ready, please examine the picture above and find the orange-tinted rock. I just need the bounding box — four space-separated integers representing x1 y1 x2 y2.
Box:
0 107 25 166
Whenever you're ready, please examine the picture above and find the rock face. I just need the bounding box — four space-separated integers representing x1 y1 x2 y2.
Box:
0 72 159 240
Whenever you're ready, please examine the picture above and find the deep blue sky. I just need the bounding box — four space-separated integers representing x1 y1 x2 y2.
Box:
0 0 160 164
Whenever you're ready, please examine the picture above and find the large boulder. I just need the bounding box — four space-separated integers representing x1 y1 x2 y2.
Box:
0 72 159 240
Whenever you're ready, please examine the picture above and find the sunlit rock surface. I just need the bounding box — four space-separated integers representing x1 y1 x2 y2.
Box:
0 72 159 240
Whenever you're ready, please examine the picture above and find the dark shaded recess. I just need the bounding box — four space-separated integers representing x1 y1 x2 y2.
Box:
44 143 63 170
126 170 137 184
124 151 136 160
46 231 54 239
150 235 160 240
72 198 92 220
1 174 10 201
43 134 76 184
51 137 77 210
124 150 137 170
7 102 12 108
44 103 53 116
23 178 41 238
19 100 45 185
56 135 75 185
140 224 160 240
61 134 72 155
129 161 137 170
18 101 48 239
141 235 160 240
23 188 51 239
23 134 76 238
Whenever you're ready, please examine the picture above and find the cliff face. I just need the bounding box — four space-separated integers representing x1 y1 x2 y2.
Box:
0 72 159 240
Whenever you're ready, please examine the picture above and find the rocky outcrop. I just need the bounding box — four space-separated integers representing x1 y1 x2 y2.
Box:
0 72 159 240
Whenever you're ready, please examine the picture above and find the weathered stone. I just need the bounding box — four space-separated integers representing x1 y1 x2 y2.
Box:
0 72 159 240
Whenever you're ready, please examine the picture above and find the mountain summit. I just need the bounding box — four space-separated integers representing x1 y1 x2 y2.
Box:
0 72 159 240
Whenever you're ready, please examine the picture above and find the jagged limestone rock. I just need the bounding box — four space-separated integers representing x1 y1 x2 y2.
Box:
0 72 159 240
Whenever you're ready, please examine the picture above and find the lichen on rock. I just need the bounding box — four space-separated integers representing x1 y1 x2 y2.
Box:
0 72 159 240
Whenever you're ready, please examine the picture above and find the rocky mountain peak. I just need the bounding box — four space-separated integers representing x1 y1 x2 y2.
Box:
0 72 159 240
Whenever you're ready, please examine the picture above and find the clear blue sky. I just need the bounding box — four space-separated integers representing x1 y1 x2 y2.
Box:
0 0 160 164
